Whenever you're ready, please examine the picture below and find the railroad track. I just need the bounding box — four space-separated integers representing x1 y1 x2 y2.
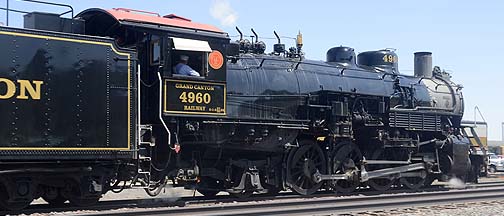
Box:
6 181 504 216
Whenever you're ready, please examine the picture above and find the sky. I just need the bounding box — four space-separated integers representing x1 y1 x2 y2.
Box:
1 0 503 140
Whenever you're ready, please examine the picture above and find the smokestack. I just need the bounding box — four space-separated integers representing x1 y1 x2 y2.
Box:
414 52 433 78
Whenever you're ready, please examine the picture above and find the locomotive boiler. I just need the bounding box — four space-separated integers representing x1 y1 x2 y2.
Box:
0 2 486 211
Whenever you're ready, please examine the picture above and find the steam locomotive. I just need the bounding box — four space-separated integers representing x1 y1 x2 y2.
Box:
0 4 485 211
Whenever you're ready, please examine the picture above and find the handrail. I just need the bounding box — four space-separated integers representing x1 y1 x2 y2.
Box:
157 72 173 151
6 0 9 25
474 106 487 125
2 0 74 26
473 106 488 146
0 7 29 15
20 0 74 18
137 64 141 151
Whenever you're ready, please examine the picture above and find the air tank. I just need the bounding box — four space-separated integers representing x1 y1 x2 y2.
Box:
414 52 433 78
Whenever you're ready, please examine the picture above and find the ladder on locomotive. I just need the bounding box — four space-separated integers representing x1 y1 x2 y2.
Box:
461 124 489 177
463 106 488 157
134 124 156 188
461 125 487 155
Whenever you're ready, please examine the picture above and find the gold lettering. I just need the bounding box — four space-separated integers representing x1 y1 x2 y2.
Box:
17 80 44 100
175 83 193 89
0 78 16 99
183 105 206 111
176 83 215 91
194 85 215 91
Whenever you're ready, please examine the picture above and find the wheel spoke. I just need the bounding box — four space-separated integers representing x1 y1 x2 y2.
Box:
300 178 307 188
294 163 303 168
295 175 304 185
305 151 312 159
292 170 303 176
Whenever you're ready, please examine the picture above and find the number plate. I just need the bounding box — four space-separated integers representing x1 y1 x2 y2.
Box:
163 79 226 115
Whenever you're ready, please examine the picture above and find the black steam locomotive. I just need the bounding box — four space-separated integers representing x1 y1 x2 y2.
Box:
0 3 485 211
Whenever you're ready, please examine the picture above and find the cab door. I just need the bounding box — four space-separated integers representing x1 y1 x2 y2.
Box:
140 34 166 124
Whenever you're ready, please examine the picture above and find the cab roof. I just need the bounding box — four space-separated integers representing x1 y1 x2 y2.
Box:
78 8 225 34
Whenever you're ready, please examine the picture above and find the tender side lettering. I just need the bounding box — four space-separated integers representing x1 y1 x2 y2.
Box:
0 78 44 100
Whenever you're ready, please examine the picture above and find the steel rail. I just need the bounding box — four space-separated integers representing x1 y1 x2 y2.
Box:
80 186 504 216
8 182 504 216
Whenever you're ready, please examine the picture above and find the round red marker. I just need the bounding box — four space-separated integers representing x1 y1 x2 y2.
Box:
209 50 224 70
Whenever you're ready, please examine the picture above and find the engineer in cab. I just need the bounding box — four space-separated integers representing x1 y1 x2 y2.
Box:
175 55 200 76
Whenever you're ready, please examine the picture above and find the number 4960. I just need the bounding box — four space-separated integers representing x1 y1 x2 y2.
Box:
179 92 211 104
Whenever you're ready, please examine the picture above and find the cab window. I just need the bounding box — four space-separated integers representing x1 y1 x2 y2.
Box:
170 37 211 77
150 36 162 66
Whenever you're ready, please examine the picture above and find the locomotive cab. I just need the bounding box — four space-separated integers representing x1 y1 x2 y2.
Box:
77 8 230 118
159 36 228 116
75 8 231 191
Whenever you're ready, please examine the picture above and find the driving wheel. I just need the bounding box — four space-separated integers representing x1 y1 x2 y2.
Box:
330 141 362 194
286 140 327 195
